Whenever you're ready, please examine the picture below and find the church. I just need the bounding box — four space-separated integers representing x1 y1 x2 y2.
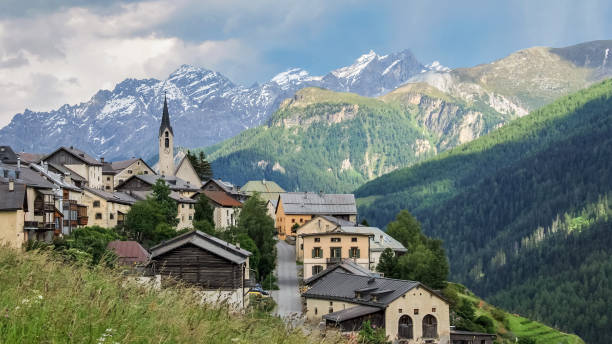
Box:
156 95 202 187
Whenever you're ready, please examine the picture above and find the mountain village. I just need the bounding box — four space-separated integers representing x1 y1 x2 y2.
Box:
0 96 500 344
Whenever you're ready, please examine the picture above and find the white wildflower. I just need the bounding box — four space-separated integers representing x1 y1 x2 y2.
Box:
21 298 29 304
37 295 43 300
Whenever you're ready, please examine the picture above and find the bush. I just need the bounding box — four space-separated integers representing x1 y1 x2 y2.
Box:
475 315 495 333
248 295 276 314
358 320 388 344
518 337 537 344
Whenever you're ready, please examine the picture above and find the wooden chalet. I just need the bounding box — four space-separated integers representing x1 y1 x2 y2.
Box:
149 230 253 290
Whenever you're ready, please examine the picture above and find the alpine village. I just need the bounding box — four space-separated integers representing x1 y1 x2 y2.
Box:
1 5 612 343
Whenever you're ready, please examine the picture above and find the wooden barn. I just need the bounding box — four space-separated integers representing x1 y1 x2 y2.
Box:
149 230 253 291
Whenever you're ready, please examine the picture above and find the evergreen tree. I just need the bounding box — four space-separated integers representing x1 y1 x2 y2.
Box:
187 150 213 181
194 193 214 223
376 248 399 278
152 179 178 227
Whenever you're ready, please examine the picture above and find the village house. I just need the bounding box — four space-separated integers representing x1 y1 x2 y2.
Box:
107 240 150 267
81 187 136 228
0 181 27 247
275 192 358 240
149 230 253 308
198 189 242 229
296 216 407 269
203 179 248 202
174 155 202 187
241 180 284 220
300 231 372 280
115 174 198 229
42 146 104 189
303 270 451 343
101 157 155 191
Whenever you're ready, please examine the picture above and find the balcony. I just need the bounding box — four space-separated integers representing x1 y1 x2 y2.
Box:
78 216 88 226
326 257 343 265
23 221 55 231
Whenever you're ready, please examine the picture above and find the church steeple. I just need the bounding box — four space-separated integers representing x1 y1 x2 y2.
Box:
159 94 174 136
158 93 175 177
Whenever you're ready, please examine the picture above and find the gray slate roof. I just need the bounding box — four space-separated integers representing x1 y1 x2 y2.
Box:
29 163 81 192
124 174 200 192
0 146 18 164
323 305 382 322
341 226 407 253
84 187 138 205
127 190 197 204
0 183 27 210
304 259 379 285
45 146 102 166
279 192 357 215
150 230 251 265
303 270 421 307
0 163 55 190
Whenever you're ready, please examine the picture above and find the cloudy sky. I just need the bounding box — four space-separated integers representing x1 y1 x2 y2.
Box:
0 0 610 126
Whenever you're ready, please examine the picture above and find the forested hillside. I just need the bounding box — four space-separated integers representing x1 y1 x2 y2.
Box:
205 86 504 192
355 80 612 343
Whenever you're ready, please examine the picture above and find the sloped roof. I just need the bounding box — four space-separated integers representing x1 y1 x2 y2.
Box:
0 146 18 164
150 230 251 264
202 190 242 207
0 183 27 210
18 152 44 164
45 146 102 166
107 241 150 265
241 180 285 202
0 163 55 190
320 215 358 227
127 190 197 204
341 226 407 253
279 192 357 215
117 174 200 192
46 162 87 182
204 179 243 195
303 271 425 307
84 187 138 205
29 163 81 192
323 305 382 323
304 259 378 285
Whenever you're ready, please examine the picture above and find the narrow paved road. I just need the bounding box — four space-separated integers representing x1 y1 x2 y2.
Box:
272 240 302 320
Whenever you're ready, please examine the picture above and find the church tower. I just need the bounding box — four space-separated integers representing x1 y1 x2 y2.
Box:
158 95 175 176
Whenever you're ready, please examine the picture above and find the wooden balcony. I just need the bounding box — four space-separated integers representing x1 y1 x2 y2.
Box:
78 216 88 226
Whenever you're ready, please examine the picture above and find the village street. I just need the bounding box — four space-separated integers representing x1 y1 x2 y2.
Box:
271 240 302 320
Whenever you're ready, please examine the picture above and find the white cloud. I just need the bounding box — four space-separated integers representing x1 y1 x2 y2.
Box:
0 0 263 126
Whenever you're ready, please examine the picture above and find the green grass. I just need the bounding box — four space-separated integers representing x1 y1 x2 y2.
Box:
452 284 584 344
0 247 338 344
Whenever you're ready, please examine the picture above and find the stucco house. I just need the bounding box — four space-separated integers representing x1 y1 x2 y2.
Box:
303 270 450 343
199 189 242 229
300 230 372 280
82 187 136 228
275 192 357 240
296 215 407 269
42 146 104 189
102 158 155 191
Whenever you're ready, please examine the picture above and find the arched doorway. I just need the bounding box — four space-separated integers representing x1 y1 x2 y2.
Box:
398 315 413 339
422 314 437 338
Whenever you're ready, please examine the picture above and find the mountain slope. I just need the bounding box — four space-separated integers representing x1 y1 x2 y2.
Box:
204 84 506 192
0 50 425 160
355 80 612 343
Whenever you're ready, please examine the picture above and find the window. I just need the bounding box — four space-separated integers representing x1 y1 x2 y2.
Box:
189 204 193 209
328 307 333 314
137 161 140 165
432 308 436 313
189 215 192 220
349 247 360 258
314 238 320 242
414 309 419 315
299 218 303 223
398 309 403 313
165 138 169 148
329 301 333 306
106 177 110 181
165 131 169 138
109 213 114 220
93 201 100 207
127 170 132 174
331 237 341 242
330 247 341 258
300 244 303 249
95 213 102 220
314 307 318 315
312 265 323 275
351 237 357 242
144 171 148 174
105 186 110 190
312 247 323 258
181 204 184 208
291 219 295 223
422 315 437 338
398 315 413 339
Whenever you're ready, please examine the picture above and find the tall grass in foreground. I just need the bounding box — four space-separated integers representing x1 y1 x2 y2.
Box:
0 247 335 344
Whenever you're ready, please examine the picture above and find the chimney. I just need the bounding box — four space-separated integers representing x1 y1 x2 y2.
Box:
100 157 105 164
8 178 14 192
236 242 240 248
17 157 20 170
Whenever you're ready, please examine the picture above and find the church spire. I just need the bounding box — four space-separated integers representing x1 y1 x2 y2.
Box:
159 93 174 136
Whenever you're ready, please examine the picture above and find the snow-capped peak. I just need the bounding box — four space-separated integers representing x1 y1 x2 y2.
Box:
332 50 379 79
271 68 312 87
423 61 451 73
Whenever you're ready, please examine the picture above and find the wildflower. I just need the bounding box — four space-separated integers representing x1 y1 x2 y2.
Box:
21 298 29 304
37 295 43 300
14 306 20 310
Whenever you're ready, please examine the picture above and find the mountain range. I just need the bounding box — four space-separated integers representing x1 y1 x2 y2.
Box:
355 79 612 343
205 40 612 192
0 49 426 160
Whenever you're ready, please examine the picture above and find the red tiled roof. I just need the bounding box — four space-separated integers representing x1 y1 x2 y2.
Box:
202 190 242 207
107 241 150 265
